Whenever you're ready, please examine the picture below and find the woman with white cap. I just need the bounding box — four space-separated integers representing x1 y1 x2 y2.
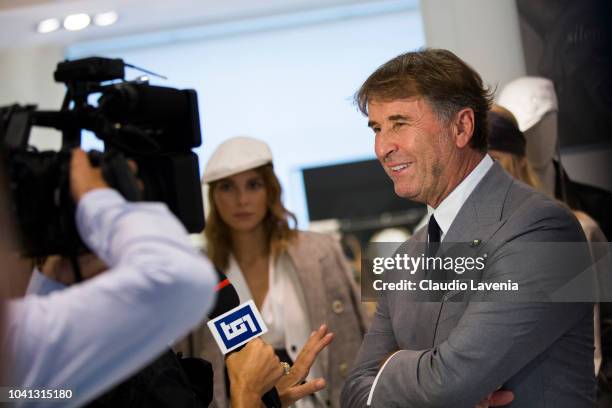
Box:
199 136 366 408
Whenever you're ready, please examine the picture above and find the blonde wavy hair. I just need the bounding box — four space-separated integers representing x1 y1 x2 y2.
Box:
491 151 542 190
204 164 297 271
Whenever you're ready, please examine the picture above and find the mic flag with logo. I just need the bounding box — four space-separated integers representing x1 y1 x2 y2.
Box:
207 299 268 354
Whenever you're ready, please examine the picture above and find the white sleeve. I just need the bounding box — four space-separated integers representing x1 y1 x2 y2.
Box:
5 189 217 408
366 351 401 406
25 268 66 296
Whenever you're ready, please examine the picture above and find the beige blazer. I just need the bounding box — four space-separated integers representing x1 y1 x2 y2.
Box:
176 231 367 408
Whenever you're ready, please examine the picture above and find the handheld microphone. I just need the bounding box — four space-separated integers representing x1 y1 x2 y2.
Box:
207 269 281 408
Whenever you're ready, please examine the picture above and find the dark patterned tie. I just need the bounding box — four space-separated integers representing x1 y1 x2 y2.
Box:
427 215 444 287
427 214 441 258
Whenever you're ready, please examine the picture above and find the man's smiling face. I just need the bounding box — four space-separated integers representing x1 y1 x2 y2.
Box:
368 97 455 205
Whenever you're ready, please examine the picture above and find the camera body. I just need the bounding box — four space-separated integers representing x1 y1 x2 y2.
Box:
0 57 205 256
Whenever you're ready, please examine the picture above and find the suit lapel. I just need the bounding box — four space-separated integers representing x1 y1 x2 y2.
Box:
443 162 514 252
431 163 514 337
390 227 442 348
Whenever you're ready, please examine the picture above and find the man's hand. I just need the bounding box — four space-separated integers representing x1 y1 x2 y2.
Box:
276 324 334 407
226 338 284 408
70 149 108 202
42 254 108 285
474 389 514 408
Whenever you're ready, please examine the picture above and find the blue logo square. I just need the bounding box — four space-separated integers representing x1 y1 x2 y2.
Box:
213 304 263 350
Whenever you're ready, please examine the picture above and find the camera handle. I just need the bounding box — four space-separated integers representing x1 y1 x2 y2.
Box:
88 150 142 202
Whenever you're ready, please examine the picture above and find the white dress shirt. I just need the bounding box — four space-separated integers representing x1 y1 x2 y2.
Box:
366 154 494 406
427 154 494 241
226 252 326 408
4 189 216 408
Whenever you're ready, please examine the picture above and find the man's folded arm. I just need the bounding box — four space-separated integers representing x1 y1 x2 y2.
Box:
340 290 398 407
369 299 590 407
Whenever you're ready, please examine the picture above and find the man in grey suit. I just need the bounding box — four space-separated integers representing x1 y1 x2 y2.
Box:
340 49 595 407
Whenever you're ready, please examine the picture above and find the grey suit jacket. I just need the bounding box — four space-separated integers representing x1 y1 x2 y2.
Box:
341 163 595 407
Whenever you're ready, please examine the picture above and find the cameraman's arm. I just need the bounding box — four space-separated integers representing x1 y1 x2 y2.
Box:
5 150 216 407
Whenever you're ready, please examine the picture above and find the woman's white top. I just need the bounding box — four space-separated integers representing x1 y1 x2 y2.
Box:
226 252 326 408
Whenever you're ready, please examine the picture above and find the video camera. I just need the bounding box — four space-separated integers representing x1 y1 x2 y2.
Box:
0 57 204 257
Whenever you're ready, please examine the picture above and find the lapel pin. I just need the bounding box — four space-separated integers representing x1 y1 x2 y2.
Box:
470 239 481 247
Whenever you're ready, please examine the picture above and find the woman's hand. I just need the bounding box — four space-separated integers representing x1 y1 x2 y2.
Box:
227 338 284 408
276 324 334 407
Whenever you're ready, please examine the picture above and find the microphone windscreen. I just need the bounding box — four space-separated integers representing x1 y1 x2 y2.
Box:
207 268 240 319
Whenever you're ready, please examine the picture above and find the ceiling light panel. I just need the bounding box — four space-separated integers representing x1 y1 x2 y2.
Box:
37 17 60 34
93 11 118 27
63 13 91 31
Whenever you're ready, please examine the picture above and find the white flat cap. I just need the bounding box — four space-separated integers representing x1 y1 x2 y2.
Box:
497 76 558 132
203 136 273 183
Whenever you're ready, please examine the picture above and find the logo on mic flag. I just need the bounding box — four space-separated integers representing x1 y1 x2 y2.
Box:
207 300 268 354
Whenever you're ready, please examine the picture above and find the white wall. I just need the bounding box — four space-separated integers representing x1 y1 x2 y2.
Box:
0 45 65 150
419 0 526 93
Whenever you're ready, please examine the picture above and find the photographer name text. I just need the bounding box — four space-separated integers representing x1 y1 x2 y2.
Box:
373 279 519 292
